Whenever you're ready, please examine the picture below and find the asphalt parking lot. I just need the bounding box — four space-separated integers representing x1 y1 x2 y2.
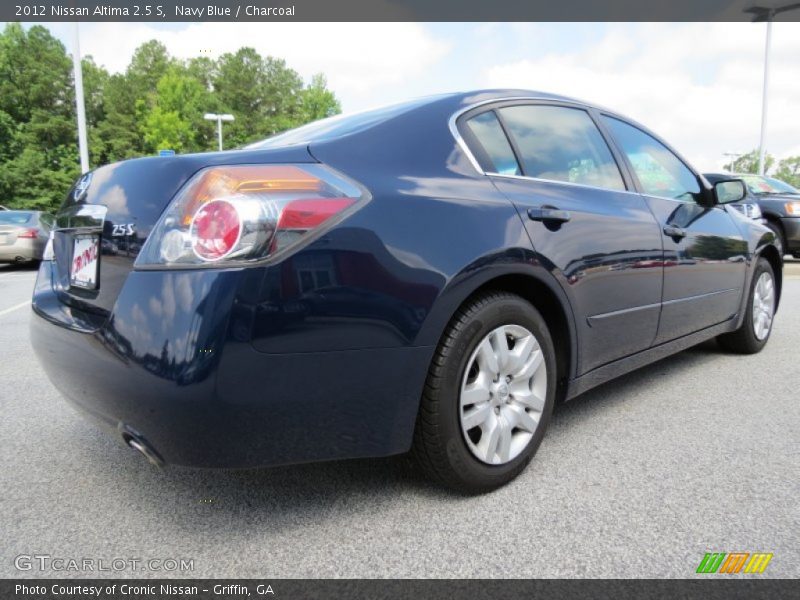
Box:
1 261 799 579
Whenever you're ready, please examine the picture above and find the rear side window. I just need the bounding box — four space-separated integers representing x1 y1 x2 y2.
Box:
0 212 32 225
464 111 521 176
497 105 625 191
602 116 701 202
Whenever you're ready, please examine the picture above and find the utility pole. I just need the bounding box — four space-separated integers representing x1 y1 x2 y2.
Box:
746 3 800 175
72 23 90 174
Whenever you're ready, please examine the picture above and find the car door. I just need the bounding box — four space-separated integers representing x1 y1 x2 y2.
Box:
459 102 664 374
600 115 748 343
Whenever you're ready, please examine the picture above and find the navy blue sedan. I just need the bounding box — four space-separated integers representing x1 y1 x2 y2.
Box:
31 90 782 492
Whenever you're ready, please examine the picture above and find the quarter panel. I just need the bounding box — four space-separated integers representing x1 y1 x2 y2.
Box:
249 178 533 352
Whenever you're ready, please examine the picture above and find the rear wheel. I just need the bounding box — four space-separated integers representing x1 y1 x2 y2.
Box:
717 257 776 354
412 291 556 493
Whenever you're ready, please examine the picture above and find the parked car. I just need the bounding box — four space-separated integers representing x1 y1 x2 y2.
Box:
705 172 800 257
30 90 782 493
0 210 52 264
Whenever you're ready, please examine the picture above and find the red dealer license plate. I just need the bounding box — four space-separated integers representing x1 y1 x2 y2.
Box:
70 235 100 289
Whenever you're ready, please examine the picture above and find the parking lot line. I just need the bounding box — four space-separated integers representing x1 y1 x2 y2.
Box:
0 300 30 317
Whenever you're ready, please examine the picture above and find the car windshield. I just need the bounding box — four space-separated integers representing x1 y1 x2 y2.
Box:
741 175 799 195
0 211 33 224
246 95 451 149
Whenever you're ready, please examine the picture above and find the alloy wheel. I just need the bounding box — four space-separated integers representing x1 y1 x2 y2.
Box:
752 271 775 341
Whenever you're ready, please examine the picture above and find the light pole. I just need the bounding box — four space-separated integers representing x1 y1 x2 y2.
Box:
72 23 89 174
745 3 800 175
723 151 744 172
204 113 235 151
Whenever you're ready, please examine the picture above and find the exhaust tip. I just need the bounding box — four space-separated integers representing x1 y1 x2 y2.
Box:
123 432 165 468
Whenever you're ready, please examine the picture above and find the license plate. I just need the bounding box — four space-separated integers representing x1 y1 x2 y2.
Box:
70 236 100 289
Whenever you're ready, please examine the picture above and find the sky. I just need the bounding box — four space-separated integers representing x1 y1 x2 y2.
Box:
22 21 800 171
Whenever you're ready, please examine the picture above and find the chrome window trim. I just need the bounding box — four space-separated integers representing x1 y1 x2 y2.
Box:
485 172 642 196
449 96 638 196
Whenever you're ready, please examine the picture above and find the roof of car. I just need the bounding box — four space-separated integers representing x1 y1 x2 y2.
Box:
450 89 590 104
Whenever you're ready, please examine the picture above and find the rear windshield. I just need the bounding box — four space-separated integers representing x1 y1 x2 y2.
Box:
0 212 33 224
246 95 451 149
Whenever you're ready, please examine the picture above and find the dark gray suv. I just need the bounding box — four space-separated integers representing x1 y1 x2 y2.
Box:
705 173 800 258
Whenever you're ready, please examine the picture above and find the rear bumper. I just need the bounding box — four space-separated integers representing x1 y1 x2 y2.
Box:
0 237 44 262
30 261 431 468
780 217 800 254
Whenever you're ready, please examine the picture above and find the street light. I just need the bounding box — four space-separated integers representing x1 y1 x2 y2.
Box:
745 3 800 175
204 113 235 151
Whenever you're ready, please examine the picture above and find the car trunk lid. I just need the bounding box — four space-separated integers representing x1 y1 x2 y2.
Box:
50 145 315 316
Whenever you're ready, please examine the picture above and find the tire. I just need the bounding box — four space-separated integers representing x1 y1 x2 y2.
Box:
765 221 786 257
412 291 556 494
717 257 776 354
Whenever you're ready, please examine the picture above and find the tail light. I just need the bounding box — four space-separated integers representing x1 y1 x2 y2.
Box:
136 164 367 268
17 228 38 238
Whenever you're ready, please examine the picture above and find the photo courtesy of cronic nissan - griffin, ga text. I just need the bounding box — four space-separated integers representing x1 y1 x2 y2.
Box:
30 91 782 493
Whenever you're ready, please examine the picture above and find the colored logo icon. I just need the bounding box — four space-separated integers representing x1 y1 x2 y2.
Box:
696 552 773 574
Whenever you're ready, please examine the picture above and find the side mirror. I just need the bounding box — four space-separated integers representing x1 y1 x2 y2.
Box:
714 179 747 205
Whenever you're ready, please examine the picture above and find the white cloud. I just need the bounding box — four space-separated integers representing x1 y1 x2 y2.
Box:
484 23 800 170
59 22 450 112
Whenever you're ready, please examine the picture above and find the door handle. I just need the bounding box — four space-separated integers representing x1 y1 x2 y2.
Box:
663 225 687 239
528 207 571 223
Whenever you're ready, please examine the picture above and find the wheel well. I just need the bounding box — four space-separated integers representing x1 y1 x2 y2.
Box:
467 274 573 400
759 245 783 307
763 215 785 240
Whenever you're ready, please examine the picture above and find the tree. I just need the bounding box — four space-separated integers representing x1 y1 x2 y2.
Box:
93 73 143 164
81 57 111 167
299 74 341 122
774 157 800 188
726 149 775 175
126 40 174 96
212 48 306 146
143 66 216 153
0 26 342 212
0 23 79 211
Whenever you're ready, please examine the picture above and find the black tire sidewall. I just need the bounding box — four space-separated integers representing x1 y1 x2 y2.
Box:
437 296 556 489
742 258 776 350
765 221 785 256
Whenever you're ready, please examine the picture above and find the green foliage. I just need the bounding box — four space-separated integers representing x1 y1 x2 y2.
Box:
774 156 800 188
725 149 775 175
300 74 341 122
0 25 341 212
723 148 800 189
0 23 79 211
143 66 216 153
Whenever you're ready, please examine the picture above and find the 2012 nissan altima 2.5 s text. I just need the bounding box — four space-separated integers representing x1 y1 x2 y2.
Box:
30 90 782 493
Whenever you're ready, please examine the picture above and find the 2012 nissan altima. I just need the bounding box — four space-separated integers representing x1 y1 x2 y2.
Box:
30 90 782 492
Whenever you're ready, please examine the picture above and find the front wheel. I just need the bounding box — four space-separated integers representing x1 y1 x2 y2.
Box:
717 257 776 354
412 291 556 493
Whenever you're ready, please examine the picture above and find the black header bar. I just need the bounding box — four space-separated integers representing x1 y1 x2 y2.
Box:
4 0 800 22
3 579 799 600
